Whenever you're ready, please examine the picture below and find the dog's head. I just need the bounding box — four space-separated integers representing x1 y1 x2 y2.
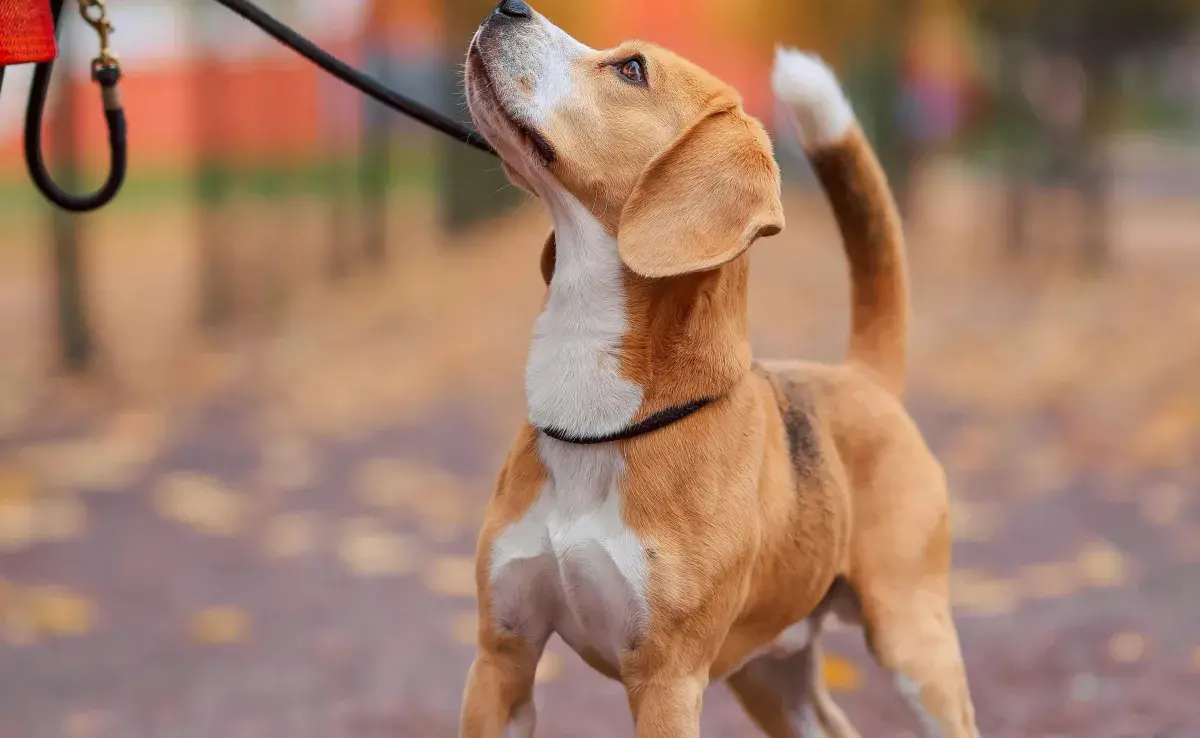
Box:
466 0 783 279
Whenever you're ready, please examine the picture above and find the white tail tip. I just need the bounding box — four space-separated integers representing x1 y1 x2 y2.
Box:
772 47 854 150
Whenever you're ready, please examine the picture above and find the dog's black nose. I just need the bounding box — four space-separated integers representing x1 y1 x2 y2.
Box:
495 0 532 19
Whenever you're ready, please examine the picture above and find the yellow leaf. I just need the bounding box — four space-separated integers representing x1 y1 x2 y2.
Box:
355 458 464 514
1108 632 1145 664
1139 483 1183 527
424 556 477 598
33 497 86 542
191 606 250 645
153 473 246 537
949 573 1020 616
24 586 96 637
451 612 479 647
0 466 33 505
0 501 35 551
20 439 147 493
337 518 416 577
821 652 861 692
950 498 1002 542
1076 540 1129 588
1019 562 1078 600
262 511 321 559
535 651 562 684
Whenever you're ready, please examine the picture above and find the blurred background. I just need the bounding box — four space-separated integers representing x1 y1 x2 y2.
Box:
1 0 1198 735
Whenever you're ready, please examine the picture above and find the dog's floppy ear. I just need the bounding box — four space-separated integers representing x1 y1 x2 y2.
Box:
540 231 556 285
617 106 784 278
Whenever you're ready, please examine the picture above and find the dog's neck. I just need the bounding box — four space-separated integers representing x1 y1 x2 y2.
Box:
524 190 751 439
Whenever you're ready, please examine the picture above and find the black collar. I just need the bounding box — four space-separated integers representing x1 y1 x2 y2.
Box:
538 398 715 445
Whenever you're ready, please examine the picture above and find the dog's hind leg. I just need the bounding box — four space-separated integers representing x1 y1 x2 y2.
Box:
726 626 860 738
858 590 978 738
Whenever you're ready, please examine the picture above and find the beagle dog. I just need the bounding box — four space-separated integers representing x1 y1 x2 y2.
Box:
460 1 980 736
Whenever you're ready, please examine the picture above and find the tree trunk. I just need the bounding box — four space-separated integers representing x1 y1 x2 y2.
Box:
195 7 235 329
441 0 523 236
360 39 390 266
1078 58 1114 272
999 38 1028 260
49 36 93 372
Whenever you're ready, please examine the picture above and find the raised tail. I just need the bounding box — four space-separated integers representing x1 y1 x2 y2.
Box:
772 48 909 396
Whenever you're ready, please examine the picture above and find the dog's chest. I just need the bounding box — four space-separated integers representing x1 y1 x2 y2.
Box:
488 440 650 672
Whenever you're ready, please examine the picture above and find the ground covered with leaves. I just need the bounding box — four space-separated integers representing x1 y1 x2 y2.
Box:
1 173 1198 736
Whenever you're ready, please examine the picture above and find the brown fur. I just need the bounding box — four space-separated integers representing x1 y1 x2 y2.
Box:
461 11 978 737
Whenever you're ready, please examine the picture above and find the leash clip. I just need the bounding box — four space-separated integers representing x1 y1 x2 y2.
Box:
78 0 120 81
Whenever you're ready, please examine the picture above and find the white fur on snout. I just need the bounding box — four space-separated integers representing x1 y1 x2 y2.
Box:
525 19 587 126
772 47 854 150
470 10 590 147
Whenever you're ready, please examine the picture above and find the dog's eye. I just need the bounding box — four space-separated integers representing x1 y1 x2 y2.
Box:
615 57 647 86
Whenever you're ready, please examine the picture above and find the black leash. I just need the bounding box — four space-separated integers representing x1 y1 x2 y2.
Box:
211 0 494 157
1 0 495 213
6 0 127 212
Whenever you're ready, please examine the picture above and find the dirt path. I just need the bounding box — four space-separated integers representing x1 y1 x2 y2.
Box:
2 189 1198 736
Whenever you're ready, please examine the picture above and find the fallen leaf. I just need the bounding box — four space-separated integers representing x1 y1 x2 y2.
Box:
33 496 87 542
1019 562 1079 599
1108 632 1145 664
191 606 251 645
1139 483 1184 527
451 611 478 646
23 586 96 637
534 651 561 683
153 473 246 537
337 518 416 576
0 500 35 551
950 499 1002 542
949 571 1020 616
424 556 477 598
261 511 321 559
1076 540 1129 588
355 458 465 517
20 438 150 493
821 652 862 692
0 465 33 505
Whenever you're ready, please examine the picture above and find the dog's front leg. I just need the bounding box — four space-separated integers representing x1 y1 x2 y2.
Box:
626 672 708 738
460 635 544 738
460 522 550 738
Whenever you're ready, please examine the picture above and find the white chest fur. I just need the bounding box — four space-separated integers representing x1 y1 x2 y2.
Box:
488 437 650 673
524 192 644 439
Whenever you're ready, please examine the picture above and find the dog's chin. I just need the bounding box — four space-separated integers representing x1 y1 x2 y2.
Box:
466 50 557 170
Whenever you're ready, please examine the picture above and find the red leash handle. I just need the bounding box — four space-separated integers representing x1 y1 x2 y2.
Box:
1 0 127 212
0 0 57 65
